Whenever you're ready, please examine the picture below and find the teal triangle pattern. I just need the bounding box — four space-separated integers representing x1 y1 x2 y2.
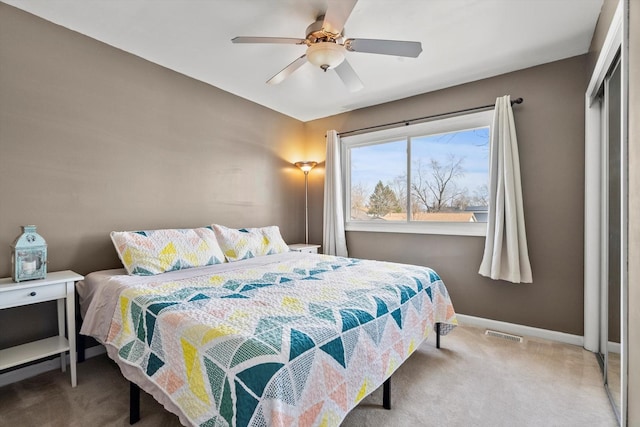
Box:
146 352 164 376
235 380 258 427
340 310 359 332
425 287 433 301
374 297 389 317
220 378 233 426
320 337 346 368
398 285 417 304
391 308 402 329
144 313 155 346
131 267 154 276
289 329 315 361
236 362 284 397
136 311 146 343
147 302 177 315
189 293 210 302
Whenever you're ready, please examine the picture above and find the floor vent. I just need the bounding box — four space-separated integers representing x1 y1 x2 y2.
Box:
485 330 524 343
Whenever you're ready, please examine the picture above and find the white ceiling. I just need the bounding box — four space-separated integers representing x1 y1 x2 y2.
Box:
4 0 603 122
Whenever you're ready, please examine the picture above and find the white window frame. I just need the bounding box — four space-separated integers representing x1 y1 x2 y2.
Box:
341 109 493 237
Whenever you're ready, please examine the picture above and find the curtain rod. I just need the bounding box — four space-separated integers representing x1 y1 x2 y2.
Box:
337 97 524 137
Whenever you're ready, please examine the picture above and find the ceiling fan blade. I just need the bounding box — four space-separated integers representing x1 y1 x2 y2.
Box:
346 38 422 57
232 36 305 45
323 0 358 35
334 59 363 92
267 55 308 85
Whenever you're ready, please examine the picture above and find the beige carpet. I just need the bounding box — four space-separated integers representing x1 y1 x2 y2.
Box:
0 325 617 427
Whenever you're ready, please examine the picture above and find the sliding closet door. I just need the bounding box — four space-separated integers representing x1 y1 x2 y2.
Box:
605 57 622 420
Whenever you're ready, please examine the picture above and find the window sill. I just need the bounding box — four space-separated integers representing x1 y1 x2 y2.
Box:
345 221 487 237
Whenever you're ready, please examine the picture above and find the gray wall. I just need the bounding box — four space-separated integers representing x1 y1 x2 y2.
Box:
0 5 306 349
305 55 588 335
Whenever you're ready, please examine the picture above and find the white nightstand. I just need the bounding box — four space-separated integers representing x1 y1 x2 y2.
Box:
0 270 83 387
288 244 321 254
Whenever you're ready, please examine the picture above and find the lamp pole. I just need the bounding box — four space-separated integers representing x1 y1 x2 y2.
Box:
304 170 309 245
295 161 318 245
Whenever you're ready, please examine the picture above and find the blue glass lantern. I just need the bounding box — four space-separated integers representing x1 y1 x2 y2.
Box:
11 225 47 282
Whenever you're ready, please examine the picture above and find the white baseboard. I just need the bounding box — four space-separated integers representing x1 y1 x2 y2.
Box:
456 314 585 347
608 341 621 354
0 345 106 388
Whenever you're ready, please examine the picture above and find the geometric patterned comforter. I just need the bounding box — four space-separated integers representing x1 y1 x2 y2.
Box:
87 253 457 426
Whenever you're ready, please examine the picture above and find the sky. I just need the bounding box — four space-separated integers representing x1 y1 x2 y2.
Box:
350 126 490 203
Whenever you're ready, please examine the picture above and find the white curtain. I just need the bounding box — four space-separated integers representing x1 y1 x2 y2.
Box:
323 130 348 256
479 95 532 283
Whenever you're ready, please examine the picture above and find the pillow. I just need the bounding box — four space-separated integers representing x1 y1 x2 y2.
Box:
211 224 289 262
110 227 226 275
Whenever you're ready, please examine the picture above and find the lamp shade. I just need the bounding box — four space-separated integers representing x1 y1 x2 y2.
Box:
295 161 318 173
306 43 345 70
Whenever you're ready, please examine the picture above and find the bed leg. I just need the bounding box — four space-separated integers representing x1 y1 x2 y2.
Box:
130 382 140 424
436 322 441 349
383 378 391 410
77 333 85 363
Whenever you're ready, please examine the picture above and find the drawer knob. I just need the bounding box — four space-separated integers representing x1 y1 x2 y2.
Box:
29 291 37 297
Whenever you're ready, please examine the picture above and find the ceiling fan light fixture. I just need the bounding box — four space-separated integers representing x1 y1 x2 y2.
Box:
306 42 345 71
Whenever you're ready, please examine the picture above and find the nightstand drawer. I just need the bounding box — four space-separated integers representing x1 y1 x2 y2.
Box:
297 247 318 254
0 282 66 309
288 244 321 254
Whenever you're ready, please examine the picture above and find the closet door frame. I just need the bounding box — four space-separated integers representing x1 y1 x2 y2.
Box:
584 1 628 425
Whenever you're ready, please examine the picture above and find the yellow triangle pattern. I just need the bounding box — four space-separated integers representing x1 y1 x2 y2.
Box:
181 338 210 405
282 296 304 312
319 410 340 427
201 324 239 345
120 296 130 335
209 275 225 286
185 252 199 266
159 242 177 271
386 358 398 376
122 249 133 270
355 379 370 403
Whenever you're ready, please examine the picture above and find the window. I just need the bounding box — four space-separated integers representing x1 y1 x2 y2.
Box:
342 110 492 236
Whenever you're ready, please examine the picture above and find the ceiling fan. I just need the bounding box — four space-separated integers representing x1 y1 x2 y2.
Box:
231 0 422 92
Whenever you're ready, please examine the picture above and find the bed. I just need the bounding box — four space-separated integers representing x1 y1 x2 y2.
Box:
78 227 457 427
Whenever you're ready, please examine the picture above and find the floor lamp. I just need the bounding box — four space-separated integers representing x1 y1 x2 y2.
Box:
295 161 318 244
